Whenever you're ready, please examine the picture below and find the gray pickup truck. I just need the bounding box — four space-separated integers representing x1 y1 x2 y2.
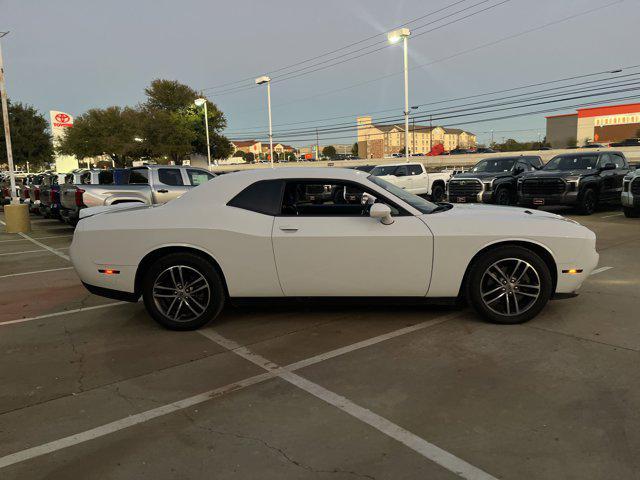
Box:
66 165 214 224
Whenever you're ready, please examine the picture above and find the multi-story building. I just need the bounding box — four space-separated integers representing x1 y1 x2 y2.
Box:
546 102 640 148
230 140 262 157
356 116 477 158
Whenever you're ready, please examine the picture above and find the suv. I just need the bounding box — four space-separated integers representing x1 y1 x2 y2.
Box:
447 156 543 205
622 169 640 217
518 151 629 214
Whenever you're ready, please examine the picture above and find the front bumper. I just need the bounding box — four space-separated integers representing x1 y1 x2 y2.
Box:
518 191 579 207
621 192 639 208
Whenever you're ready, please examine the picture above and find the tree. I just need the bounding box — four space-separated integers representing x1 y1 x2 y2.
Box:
245 152 255 163
58 106 147 167
351 142 358 156
322 145 337 159
140 108 195 163
144 79 200 112
233 149 246 159
0 101 52 169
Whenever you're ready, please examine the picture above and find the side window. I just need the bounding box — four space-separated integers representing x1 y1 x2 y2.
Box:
129 169 149 185
187 169 215 186
408 164 423 176
65 174 73 184
518 161 533 172
98 170 114 184
527 157 543 169
612 154 627 169
228 180 283 216
158 168 184 186
280 180 398 217
598 154 612 167
395 165 408 177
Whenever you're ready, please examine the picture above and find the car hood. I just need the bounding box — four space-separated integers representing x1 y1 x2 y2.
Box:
521 169 595 179
451 172 512 181
427 203 578 223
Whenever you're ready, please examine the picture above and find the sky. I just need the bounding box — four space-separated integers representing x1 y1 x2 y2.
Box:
1 0 638 147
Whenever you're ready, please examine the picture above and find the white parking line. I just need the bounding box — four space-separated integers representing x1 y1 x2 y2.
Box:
0 302 129 326
0 219 71 261
0 267 75 279
601 213 623 219
0 249 46 256
0 313 461 471
590 266 614 276
0 234 73 244
0 246 69 257
200 327 496 480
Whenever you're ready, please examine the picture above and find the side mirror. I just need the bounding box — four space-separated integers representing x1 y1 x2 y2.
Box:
370 203 394 225
601 163 616 171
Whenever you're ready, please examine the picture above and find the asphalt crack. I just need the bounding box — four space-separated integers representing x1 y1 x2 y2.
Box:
63 325 86 393
183 412 375 479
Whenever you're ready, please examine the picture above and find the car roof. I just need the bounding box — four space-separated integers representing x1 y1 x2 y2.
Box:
374 162 421 167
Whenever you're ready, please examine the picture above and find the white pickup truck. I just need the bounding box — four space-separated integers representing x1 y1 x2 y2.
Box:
369 162 451 202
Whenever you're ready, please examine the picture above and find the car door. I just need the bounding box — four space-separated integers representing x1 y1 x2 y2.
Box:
272 179 433 297
154 168 190 203
598 153 617 202
406 164 427 194
393 165 411 190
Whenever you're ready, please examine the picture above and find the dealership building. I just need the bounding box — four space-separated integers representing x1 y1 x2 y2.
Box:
546 102 640 148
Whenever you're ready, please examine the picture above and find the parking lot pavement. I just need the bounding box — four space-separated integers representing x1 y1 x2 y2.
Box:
1 208 639 479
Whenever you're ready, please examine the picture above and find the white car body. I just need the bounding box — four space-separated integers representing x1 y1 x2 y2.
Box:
370 162 450 196
71 168 598 307
622 169 640 213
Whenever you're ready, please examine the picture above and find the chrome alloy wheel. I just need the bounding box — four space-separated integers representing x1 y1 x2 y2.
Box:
152 265 211 322
480 258 541 317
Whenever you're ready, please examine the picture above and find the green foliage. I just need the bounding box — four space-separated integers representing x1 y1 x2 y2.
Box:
322 145 337 159
351 142 358 156
58 106 145 167
245 152 255 163
59 79 233 165
233 149 246 159
566 137 578 148
286 152 297 161
0 101 52 169
492 138 550 152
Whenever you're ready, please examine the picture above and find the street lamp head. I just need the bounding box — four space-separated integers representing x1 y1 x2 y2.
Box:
194 98 207 107
255 75 271 85
387 28 410 44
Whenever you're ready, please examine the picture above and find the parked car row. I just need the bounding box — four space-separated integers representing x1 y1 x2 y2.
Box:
445 152 637 216
2 165 215 226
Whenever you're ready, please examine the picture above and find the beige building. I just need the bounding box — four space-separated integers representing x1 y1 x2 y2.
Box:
230 140 262 157
357 116 477 158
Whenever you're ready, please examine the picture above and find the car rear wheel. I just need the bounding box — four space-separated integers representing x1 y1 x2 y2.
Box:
142 252 225 330
578 189 597 215
466 246 553 324
623 206 639 218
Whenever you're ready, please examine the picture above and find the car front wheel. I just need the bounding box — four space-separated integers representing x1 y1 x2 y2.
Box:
466 246 553 324
142 252 225 330
578 189 597 215
430 184 445 203
623 206 639 218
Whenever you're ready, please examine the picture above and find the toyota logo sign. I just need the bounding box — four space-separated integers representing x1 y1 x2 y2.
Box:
55 113 70 123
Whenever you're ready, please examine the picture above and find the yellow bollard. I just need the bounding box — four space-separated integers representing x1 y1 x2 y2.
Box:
4 203 31 233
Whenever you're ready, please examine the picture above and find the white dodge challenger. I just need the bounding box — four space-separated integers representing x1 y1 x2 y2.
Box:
70 168 599 330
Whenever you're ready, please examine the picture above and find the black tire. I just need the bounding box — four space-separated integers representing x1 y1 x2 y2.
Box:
623 206 639 218
494 187 512 206
466 245 553 325
142 252 225 330
577 188 597 215
431 184 445 203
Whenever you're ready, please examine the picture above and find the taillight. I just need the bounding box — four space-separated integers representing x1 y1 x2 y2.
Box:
35 188 40 201
50 190 56 203
75 188 85 207
23 187 29 199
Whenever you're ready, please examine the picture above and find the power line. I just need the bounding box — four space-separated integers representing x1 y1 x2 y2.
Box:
225 73 640 138
209 0 512 97
201 0 482 92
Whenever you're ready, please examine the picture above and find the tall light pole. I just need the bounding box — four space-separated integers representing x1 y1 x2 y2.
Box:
0 31 30 232
194 98 212 169
255 76 274 167
388 28 411 161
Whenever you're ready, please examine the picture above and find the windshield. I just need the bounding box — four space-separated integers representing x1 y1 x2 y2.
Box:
471 158 516 173
544 155 598 171
367 175 438 214
369 165 398 176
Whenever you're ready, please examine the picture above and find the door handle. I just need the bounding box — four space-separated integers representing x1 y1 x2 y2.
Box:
157 189 169 193
279 226 299 232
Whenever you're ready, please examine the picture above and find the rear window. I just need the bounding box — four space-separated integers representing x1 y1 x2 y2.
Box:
228 180 283 216
129 169 149 184
187 169 215 186
98 170 114 184
158 168 184 186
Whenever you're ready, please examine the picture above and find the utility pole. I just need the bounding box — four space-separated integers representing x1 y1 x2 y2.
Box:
491 129 494 145
316 128 320 161
429 114 433 153
0 31 30 232
412 117 416 156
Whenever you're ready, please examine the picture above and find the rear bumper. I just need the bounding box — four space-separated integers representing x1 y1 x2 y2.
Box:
82 282 140 302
